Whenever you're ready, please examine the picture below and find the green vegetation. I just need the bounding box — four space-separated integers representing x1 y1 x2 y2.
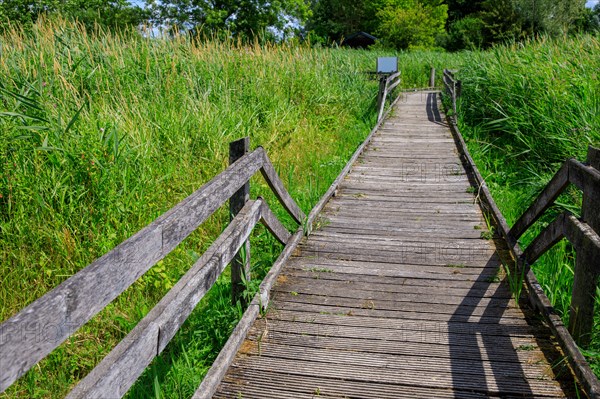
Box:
455 35 600 375
0 0 147 31
307 0 448 50
0 18 465 398
147 0 311 39
443 0 590 50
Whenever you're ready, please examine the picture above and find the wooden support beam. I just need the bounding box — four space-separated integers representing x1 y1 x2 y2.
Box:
509 163 569 240
259 152 305 224
570 146 600 347
522 213 566 265
230 137 251 305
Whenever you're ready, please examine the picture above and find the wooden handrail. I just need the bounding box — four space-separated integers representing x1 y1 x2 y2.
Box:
443 69 461 121
66 198 288 398
376 71 401 122
509 159 600 241
0 141 304 394
442 70 600 397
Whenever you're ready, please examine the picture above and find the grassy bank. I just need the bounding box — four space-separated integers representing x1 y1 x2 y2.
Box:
455 35 600 376
0 18 466 398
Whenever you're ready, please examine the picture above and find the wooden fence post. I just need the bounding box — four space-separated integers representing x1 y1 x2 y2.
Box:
569 145 600 347
429 68 436 88
229 137 251 305
376 75 386 113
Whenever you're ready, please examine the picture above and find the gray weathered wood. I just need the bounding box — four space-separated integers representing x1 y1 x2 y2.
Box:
377 72 401 122
193 228 305 399
430 67 436 88
568 210 600 347
212 91 580 399
568 158 600 193
258 197 292 244
582 146 600 236
509 163 569 241
306 90 404 232
444 89 600 398
230 137 251 305
0 147 265 392
522 213 566 265
259 152 305 224
66 200 264 398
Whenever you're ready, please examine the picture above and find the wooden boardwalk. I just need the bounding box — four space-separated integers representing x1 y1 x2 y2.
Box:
213 92 575 398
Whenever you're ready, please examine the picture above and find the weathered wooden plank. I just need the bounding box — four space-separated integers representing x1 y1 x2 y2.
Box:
285 264 500 282
0 147 265 392
286 256 499 276
272 284 514 308
192 226 304 398
509 163 569 240
568 157 600 193
272 301 533 329
522 213 566 265
247 323 554 359
230 137 251 305
582 145 600 238
237 340 558 380
227 356 564 397
274 276 511 299
259 151 305 224
66 200 264 398
267 309 539 337
306 84 405 233
567 214 600 347
258 198 291 244
217 369 490 399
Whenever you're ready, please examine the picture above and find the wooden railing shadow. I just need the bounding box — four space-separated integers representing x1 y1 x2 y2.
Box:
426 92 448 127
448 257 533 396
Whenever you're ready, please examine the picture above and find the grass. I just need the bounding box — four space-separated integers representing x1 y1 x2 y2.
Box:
0 18 466 398
454 34 600 376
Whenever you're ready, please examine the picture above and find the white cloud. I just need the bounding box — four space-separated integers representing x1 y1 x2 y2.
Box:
586 0 599 8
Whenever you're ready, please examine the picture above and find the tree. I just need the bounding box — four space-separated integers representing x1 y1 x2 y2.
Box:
306 0 369 43
584 3 600 32
445 0 485 24
375 0 447 50
0 0 147 31
480 0 525 44
446 16 485 51
307 0 447 49
148 0 311 39
514 0 586 37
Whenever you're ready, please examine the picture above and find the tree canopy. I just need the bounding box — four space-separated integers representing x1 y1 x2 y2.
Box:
147 0 311 39
0 0 596 49
0 0 147 31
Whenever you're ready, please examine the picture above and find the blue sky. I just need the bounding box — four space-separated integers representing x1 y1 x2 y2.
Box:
587 0 599 8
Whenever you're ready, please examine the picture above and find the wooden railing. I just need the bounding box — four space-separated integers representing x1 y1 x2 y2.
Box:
510 148 600 347
442 72 600 398
442 69 461 121
0 139 305 396
376 71 401 122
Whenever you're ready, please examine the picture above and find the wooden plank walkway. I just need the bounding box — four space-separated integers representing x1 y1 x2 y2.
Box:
213 92 576 398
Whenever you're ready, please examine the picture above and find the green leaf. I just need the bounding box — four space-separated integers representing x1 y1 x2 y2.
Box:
64 102 87 134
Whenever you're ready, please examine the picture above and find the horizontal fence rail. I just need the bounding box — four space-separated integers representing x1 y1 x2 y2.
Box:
441 70 600 398
0 140 305 395
376 71 401 122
